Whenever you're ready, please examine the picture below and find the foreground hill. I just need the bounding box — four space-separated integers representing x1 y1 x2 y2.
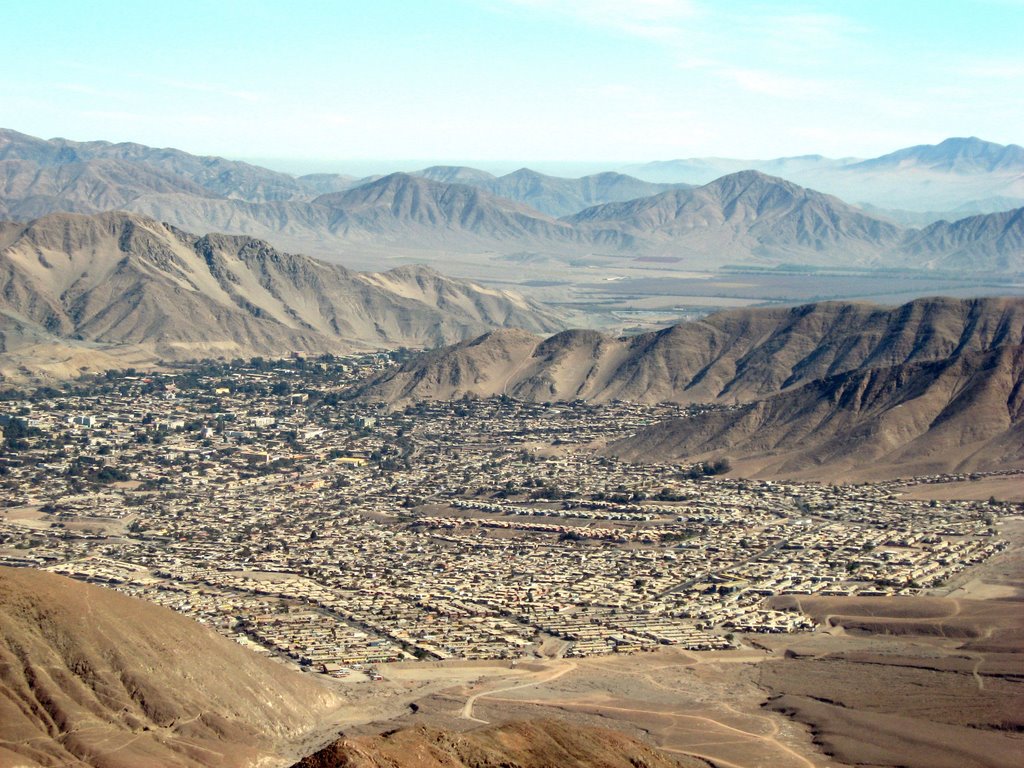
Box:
0 566 342 768
607 344 1024 480
291 720 688 768
354 297 1024 407
0 211 564 378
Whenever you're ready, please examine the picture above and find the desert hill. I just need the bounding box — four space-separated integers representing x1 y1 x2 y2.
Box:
0 566 342 768
606 343 1024 480
354 297 1024 407
0 211 564 377
291 719 689 768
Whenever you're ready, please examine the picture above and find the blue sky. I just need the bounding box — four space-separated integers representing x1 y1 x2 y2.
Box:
2 0 1022 172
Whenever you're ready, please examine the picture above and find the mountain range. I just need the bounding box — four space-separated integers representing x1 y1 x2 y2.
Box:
354 296 1024 479
2 129 1021 274
0 211 564 379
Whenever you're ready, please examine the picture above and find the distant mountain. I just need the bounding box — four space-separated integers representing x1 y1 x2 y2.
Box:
606 343 1024 481
292 719 688 768
0 211 565 379
620 155 855 186
0 127 330 203
0 566 341 768
293 172 366 196
354 297 1024 406
313 172 586 245
622 138 1024 215
412 166 692 217
849 137 1024 174
565 170 904 265
416 165 498 185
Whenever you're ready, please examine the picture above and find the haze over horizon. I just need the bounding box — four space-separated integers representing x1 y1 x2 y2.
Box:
3 0 1022 171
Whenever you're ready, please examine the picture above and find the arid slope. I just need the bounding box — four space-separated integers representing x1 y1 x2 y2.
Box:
356 297 1024 408
607 344 1024 480
291 719 686 768
0 566 342 768
0 211 564 376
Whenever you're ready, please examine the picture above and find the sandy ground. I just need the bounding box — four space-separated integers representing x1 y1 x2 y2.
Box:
329 649 828 768
898 476 1024 503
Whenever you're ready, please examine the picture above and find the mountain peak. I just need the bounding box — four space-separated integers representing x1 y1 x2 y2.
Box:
415 165 497 184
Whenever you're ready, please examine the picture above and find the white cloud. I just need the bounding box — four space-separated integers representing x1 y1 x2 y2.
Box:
493 0 700 41
719 68 829 99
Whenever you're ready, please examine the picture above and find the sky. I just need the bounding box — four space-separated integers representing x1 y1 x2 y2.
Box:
1 0 1022 173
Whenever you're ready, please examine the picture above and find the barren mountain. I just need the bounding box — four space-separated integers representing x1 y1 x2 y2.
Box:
0 127 329 203
900 207 1024 272
415 166 691 217
0 211 564 377
0 156 214 221
606 344 1024 480
356 297 1024 406
291 719 688 768
565 170 905 265
849 136 1024 174
0 566 342 768
416 165 498 185
313 173 590 246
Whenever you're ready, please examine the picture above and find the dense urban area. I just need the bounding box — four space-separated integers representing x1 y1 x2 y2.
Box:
0 354 1013 676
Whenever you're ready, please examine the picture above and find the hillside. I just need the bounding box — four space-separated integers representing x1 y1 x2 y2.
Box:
0 211 564 378
355 297 1024 406
0 566 342 768
606 344 1024 480
291 719 688 768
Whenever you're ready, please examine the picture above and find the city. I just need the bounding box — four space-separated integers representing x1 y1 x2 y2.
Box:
0 354 1010 674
